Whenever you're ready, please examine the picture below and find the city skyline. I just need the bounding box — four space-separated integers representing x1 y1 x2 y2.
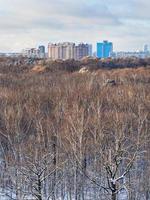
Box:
0 0 150 52
19 41 150 59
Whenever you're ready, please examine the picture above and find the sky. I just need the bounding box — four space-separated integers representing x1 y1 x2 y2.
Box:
0 0 150 52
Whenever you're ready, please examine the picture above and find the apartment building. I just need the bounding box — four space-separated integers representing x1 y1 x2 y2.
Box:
48 42 92 60
22 46 46 58
97 40 113 58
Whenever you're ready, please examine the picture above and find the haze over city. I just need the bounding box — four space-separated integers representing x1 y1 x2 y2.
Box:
0 0 150 52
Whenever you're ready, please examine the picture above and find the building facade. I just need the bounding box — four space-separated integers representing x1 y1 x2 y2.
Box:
88 44 93 56
38 46 45 58
113 51 150 59
97 40 113 58
22 46 46 58
144 44 149 53
48 42 92 60
22 48 39 58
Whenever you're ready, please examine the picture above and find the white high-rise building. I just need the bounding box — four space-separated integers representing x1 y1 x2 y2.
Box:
48 42 92 60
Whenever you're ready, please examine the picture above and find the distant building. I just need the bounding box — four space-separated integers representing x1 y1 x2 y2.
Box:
87 44 93 56
113 51 150 59
0 53 22 57
22 48 39 58
0 53 7 57
48 42 91 60
38 46 45 58
22 46 46 58
48 42 73 60
93 52 97 58
144 44 149 53
97 40 113 58
112 44 150 59
75 43 89 60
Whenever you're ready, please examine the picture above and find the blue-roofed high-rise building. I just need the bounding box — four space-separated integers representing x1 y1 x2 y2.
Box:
97 40 113 58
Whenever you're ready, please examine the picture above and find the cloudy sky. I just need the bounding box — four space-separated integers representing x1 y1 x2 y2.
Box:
0 0 150 52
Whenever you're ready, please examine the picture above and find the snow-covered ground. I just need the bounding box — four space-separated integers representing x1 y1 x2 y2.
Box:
0 188 35 200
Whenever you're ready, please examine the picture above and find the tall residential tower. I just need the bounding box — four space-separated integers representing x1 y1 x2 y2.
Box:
97 40 113 58
48 42 92 60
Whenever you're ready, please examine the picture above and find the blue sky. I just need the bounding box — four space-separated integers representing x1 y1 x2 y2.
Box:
0 0 150 52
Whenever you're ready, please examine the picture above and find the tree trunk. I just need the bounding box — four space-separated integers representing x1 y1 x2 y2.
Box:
74 162 78 200
146 190 150 200
81 157 87 200
52 135 57 200
37 175 42 200
112 192 117 200
111 183 117 200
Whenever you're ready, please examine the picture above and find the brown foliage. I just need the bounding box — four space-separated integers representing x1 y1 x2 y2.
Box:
0 57 149 199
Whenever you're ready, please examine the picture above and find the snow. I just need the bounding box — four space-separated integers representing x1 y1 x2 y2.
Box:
118 187 129 200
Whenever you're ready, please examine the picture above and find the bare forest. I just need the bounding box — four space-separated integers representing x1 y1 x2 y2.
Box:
0 57 149 200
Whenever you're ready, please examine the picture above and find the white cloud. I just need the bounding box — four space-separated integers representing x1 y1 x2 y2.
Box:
0 0 149 52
